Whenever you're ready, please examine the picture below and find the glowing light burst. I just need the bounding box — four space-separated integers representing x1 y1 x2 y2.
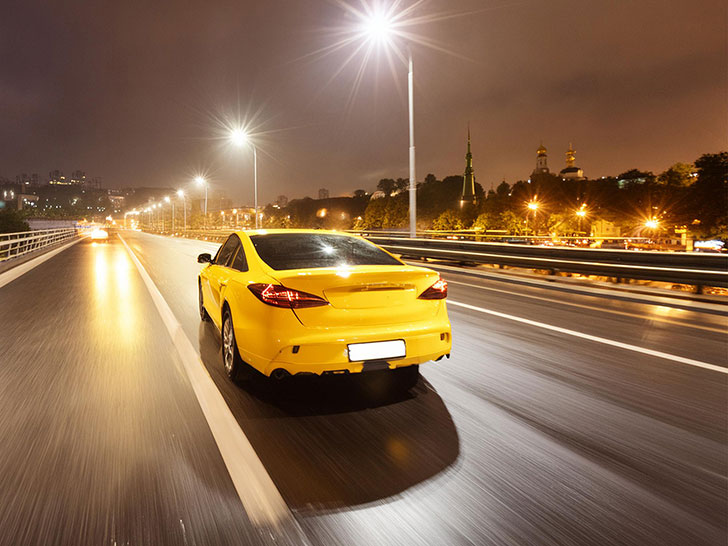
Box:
304 0 480 113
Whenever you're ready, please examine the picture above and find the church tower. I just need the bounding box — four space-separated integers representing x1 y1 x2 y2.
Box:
532 143 549 175
559 143 585 180
460 126 477 206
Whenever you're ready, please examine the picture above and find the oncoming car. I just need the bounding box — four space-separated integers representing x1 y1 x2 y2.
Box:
197 230 451 388
89 228 109 242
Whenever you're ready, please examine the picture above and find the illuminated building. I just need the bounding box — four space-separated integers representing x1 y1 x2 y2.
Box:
559 143 586 180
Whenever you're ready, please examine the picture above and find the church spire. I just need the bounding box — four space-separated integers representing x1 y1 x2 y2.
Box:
461 124 476 206
565 142 576 167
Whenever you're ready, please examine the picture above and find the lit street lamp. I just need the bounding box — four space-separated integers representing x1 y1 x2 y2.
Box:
177 190 186 231
195 176 208 228
233 208 238 227
526 200 540 236
358 11 417 238
576 205 587 234
229 128 259 229
164 196 172 232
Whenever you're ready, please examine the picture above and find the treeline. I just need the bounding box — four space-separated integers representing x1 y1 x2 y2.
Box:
260 152 727 238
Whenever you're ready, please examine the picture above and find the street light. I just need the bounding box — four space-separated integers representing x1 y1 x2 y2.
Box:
164 196 171 232
645 218 659 229
526 200 540 236
358 11 417 238
232 208 238 227
576 205 587 235
195 176 207 228
229 128 260 229
177 189 187 231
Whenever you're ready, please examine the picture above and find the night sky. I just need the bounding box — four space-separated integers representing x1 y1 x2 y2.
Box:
2 0 726 205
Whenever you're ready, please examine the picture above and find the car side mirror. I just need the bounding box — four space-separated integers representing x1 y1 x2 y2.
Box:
197 253 212 264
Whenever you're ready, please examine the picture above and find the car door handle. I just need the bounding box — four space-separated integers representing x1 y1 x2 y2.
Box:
220 280 228 287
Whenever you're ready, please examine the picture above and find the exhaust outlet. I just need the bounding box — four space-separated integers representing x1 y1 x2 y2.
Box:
270 368 292 381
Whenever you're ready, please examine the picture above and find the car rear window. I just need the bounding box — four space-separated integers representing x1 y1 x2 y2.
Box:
249 233 402 270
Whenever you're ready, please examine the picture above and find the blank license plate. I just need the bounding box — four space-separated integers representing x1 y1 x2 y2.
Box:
348 340 406 362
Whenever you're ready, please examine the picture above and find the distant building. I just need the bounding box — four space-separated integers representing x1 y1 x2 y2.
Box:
70 170 86 185
49 170 68 185
460 127 477 206
318 188 330 200
559 144 586 180
591 219 620 238
16 173 39 186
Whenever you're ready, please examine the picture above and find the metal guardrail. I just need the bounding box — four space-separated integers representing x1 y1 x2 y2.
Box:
0 228 78 261
364 236 728 288
140 227 727 287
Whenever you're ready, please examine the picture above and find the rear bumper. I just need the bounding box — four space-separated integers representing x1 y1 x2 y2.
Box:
258 316 452 376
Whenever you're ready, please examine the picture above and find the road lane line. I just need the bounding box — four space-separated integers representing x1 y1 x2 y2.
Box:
118 234 309 540
448 300 728 374
448 279 727 334
0 237 81 289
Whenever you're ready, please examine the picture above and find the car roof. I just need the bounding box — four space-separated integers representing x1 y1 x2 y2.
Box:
234 229 362 238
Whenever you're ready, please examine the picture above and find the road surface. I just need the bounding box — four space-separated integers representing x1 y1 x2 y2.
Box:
0 231 725 545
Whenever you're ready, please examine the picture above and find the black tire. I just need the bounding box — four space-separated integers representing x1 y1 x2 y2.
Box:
222 309 244 381
392 364 420 391
199 281 211 322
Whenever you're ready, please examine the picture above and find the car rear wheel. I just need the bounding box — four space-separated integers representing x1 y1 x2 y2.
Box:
198 281 211 322
392 364 419 391
222 310 244 381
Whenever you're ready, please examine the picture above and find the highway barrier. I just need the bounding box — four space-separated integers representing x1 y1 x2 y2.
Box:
0 228 78 262
364 236 728 288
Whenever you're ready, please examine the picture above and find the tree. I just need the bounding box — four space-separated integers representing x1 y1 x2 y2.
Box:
376 178 397 197
432 210 464 231
471 212 499 231
691 152 728 232
362 197 387 229
658 163 694 187
353 189 367 198
383 197 408 228
0 208 30 233
500 210 526 235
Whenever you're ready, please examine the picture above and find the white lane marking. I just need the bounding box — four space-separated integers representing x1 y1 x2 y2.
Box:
118 234 306 535
0 237 81 289
448 279 728 334
448 299 728 374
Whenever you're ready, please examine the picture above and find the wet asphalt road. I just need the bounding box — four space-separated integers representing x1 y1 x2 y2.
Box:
0 231 725 546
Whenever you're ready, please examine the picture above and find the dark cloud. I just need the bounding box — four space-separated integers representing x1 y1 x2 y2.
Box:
1 0 725 203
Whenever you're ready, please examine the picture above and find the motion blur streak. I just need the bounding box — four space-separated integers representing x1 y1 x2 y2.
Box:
0 231 725 546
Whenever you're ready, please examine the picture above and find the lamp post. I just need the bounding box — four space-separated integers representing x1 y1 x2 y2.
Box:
195 176 207 228
576 205 587 235
527 201 539 236
230 128 259 229
177 190 186 231
164 196 172 232
357 14 417 237
233 208 238 227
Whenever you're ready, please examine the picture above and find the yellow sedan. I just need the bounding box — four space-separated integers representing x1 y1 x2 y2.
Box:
197 230 451 388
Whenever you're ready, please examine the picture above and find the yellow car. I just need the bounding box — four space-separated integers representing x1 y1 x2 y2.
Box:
197 229 451 388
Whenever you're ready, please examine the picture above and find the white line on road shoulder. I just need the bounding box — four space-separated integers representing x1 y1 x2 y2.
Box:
118 234 308 539
448 299 727 374
0 237 81 290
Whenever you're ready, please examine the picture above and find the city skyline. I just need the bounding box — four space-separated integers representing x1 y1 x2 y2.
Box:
1 0 725 204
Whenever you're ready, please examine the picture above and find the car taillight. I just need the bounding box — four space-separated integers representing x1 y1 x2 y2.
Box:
418 277 448 300
248 283 328 309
